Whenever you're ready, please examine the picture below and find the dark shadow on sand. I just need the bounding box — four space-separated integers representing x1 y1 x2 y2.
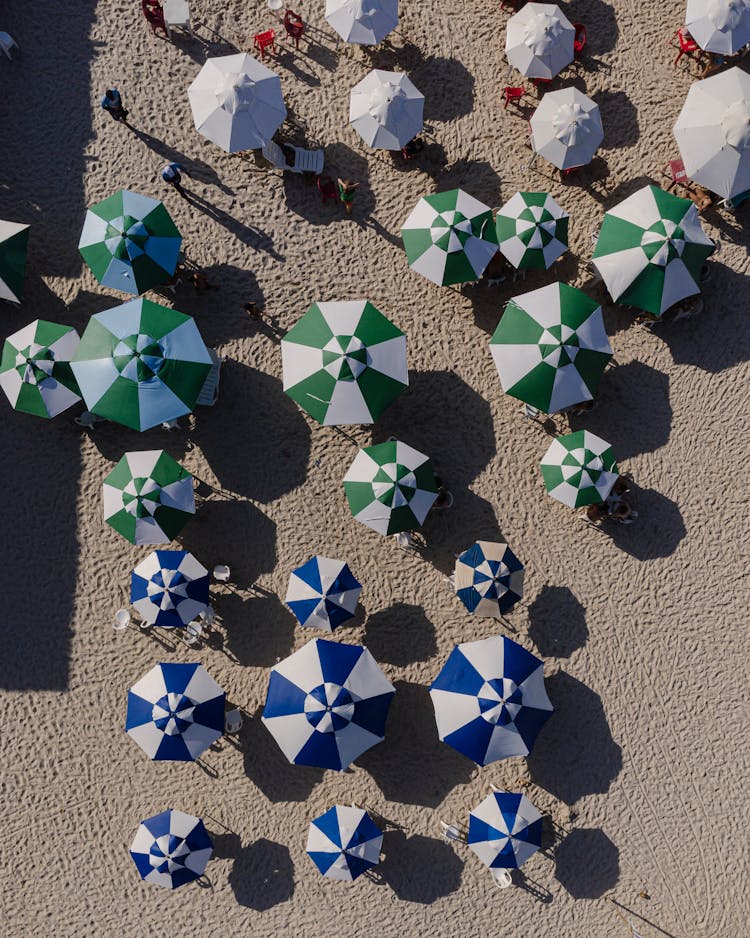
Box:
554 828 620 898
228 838 295 910
364 603 437 665
527 586 588 658
380 831 463 902
242 708 324 802
217 591 297 667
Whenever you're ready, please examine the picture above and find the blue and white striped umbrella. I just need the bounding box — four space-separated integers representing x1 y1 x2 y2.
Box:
468 791 542 870
262 637 395 770
429 635 553 765
285 556 362 631
454 541 524 618
307 805 383 881
131 549 209 628
130 809 213 888
126 662 226 761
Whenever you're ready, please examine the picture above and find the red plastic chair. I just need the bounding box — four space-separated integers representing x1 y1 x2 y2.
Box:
503 86 525 110
284 10 305 49
531 77 552 94
573 23 586 57
142 0 168 37
254 29 277 59
672 27 699 66
317 175 337 203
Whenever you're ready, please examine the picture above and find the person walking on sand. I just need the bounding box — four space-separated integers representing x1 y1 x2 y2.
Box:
162 162 192 200
101 87 129 124
337 178 359 215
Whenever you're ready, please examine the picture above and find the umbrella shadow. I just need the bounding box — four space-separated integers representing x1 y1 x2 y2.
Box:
554 828 620 898
80 418 193 463
228 838 295 910
364 603 437 665
283 141 376 224
602 487 686 561
190 360 312 503
527 670 622 805
216 591 297 667
379 831 463 903
527 586 588 659
356 681 475 806
364 37 427 71
242 707 325 802
424 158 502 208
129 127 235 195
593 90 640 150
412 56 475 122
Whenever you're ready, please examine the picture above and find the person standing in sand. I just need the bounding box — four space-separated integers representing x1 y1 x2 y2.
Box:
161 162 192 200
337 178 359 215
101 88 129 124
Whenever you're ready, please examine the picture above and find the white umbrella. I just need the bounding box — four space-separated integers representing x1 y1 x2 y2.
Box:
530 88 603 170
188 53 286 152
326 0 398 45
673 67 750 199
686 0 750 54
349 70 424 150
505 2 575 79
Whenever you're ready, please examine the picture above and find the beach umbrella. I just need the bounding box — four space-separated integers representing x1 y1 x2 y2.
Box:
686 0 750 54
0 219 29 304
0 320 81 418
103 450 195 545
286 556 362 631
349 69 424 150
326 0 398 45
530 88 603 170
468 791 543 870
453 542 524 618
70 299 212 431
495 191 569 270
401 189 498 286
505 2 575 80
130 809 213 888
188 53 286 152
282 300 408 426
592 185 715 316
490 283 612 414
307 805 383 881
131 549 210 628
541 430 619 508
343 439 438 536
126 662 225 761
262 637 395 770
429 635 553 765
673 67 750 199
78 190 181 295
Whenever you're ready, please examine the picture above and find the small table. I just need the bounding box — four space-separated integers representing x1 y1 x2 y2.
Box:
164 0 192 38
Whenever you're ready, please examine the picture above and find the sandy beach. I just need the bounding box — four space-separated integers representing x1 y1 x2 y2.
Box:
0 0 749 935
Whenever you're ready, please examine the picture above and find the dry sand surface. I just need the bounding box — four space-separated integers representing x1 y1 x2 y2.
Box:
1 0 749 935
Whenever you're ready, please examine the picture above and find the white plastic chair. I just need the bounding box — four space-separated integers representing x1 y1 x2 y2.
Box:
490 867 513 889
523 403 541 421
262 139 324 175
224 708 243 734
213 564 231 582
0 32 18 60
199 605 216 626
183 621 203 645
439 820 466 843
196 349 224 406
113 609 130 631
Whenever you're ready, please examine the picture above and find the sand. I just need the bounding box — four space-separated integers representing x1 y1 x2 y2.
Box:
0 0 749 935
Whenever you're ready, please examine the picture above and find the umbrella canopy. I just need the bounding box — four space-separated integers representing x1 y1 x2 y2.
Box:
495 191 569 270
530 88 603 170
0 320 81 418
505 2 575 79
0 219 29 304
401 189 498 286
78 190 181 295
686 0 750 54
70 299 212 431
282 300 408 426
326 0 398 44
541 430 619 508
130 809 213 888
343 439 438 535
188 53 286 152
286 556 362 631
592 185 715 316
103 450 195 545
673 67 750 199
490 282 612 413
454 542 524 618
429 635 553 765
262 637 395 770
349 69 424 150
131 549 210 627
126 662 225 761
307 805 383 881
468 791 543 870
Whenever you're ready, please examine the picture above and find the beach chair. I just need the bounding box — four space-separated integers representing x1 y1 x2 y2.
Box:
573 23 586 57
254 29 277 59
225 709 243 734
0 31 19 59
490 867 513 889
196 348 223 406
317 175 337 202
720 189 750 212
213 564 231 582
183 621 203 646
262 139 324 175
503 86 525 110
283 10 305 49
439 820 467 843
671 27 700 66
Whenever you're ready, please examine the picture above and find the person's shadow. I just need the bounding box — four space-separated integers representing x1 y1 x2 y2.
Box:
184 189 284 261
129 127 235 195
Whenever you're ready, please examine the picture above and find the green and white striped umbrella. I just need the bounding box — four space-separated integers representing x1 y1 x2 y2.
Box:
343 440 438 535
71 299 212 432
592 185 715 317
495 192 569 270
401 189 498 286
79 190 182 296
282 300 408 426
0 320 81 418
103 450 195 545
490 283 612 413
541 430 619 508
0 220 30 304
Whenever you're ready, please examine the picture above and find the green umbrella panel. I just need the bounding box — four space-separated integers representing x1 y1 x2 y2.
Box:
0 319 81 418
495 191 569 270
541 430 619 508
0 220 30 304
